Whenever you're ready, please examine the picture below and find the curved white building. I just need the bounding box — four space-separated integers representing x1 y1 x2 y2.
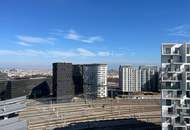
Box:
83 64 108 98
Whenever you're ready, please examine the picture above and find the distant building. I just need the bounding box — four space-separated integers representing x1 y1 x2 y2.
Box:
53 63 75 99
161 43 190 130
0 72 8 80
119 65 141 92
83 64 108 98
139 65 159 92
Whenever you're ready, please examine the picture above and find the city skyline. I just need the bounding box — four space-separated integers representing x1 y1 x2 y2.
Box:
0 0 190 68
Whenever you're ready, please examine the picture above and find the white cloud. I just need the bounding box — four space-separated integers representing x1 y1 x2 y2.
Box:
77 48 96 57
17 42 31 47
47 51 77 57
64 31 80 40
97 51 111 56
168 24 190 37
0 48 112 58
0 49 45 56
80 36 103 43
17 35 56 46
64 29 103 43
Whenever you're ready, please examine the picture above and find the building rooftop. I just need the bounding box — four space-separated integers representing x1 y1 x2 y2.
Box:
82 63 107 66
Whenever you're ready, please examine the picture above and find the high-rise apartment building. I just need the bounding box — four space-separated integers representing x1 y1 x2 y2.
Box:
53 63 75 99
161 43 190 130
83 64 108 98
139 65 159 92
119 65 141 92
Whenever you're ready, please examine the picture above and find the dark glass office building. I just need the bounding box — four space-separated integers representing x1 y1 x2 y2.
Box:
72 65 84 95
53 63 75 99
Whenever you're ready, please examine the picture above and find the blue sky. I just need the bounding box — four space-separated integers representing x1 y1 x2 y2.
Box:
0 0 190 69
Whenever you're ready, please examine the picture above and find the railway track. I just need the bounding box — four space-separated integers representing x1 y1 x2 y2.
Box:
19 99 161 130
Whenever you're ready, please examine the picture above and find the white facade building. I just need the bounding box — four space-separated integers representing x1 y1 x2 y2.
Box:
161 43 190 130
83 64 107 98
119 65 141 92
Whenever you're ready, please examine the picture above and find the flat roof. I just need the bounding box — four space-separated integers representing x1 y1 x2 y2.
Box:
162 42 190 45
0 103 26 116
0 117 27 130
0 96 26 106
82 63 107 66
53 62 72 64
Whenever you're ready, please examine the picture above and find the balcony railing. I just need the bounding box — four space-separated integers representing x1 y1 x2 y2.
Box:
163 94 182 99
163 77 182 81
182 113 190 116
162 85 180 89
180 104 190 108
162 50 180 55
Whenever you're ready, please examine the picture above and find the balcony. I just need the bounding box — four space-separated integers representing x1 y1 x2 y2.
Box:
162 73 182 82
162 82 180 89
162 46 180 55
162 85 180 89
162 56 184 64
163 100 181 108
180 104 190 108
184 118 190 124
163 68 181 73
162 90 182 99
163 94 182 99
182 112 190 117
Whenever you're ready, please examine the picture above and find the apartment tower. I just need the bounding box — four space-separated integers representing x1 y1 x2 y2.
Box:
161 43 190 130
119 65 141 92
